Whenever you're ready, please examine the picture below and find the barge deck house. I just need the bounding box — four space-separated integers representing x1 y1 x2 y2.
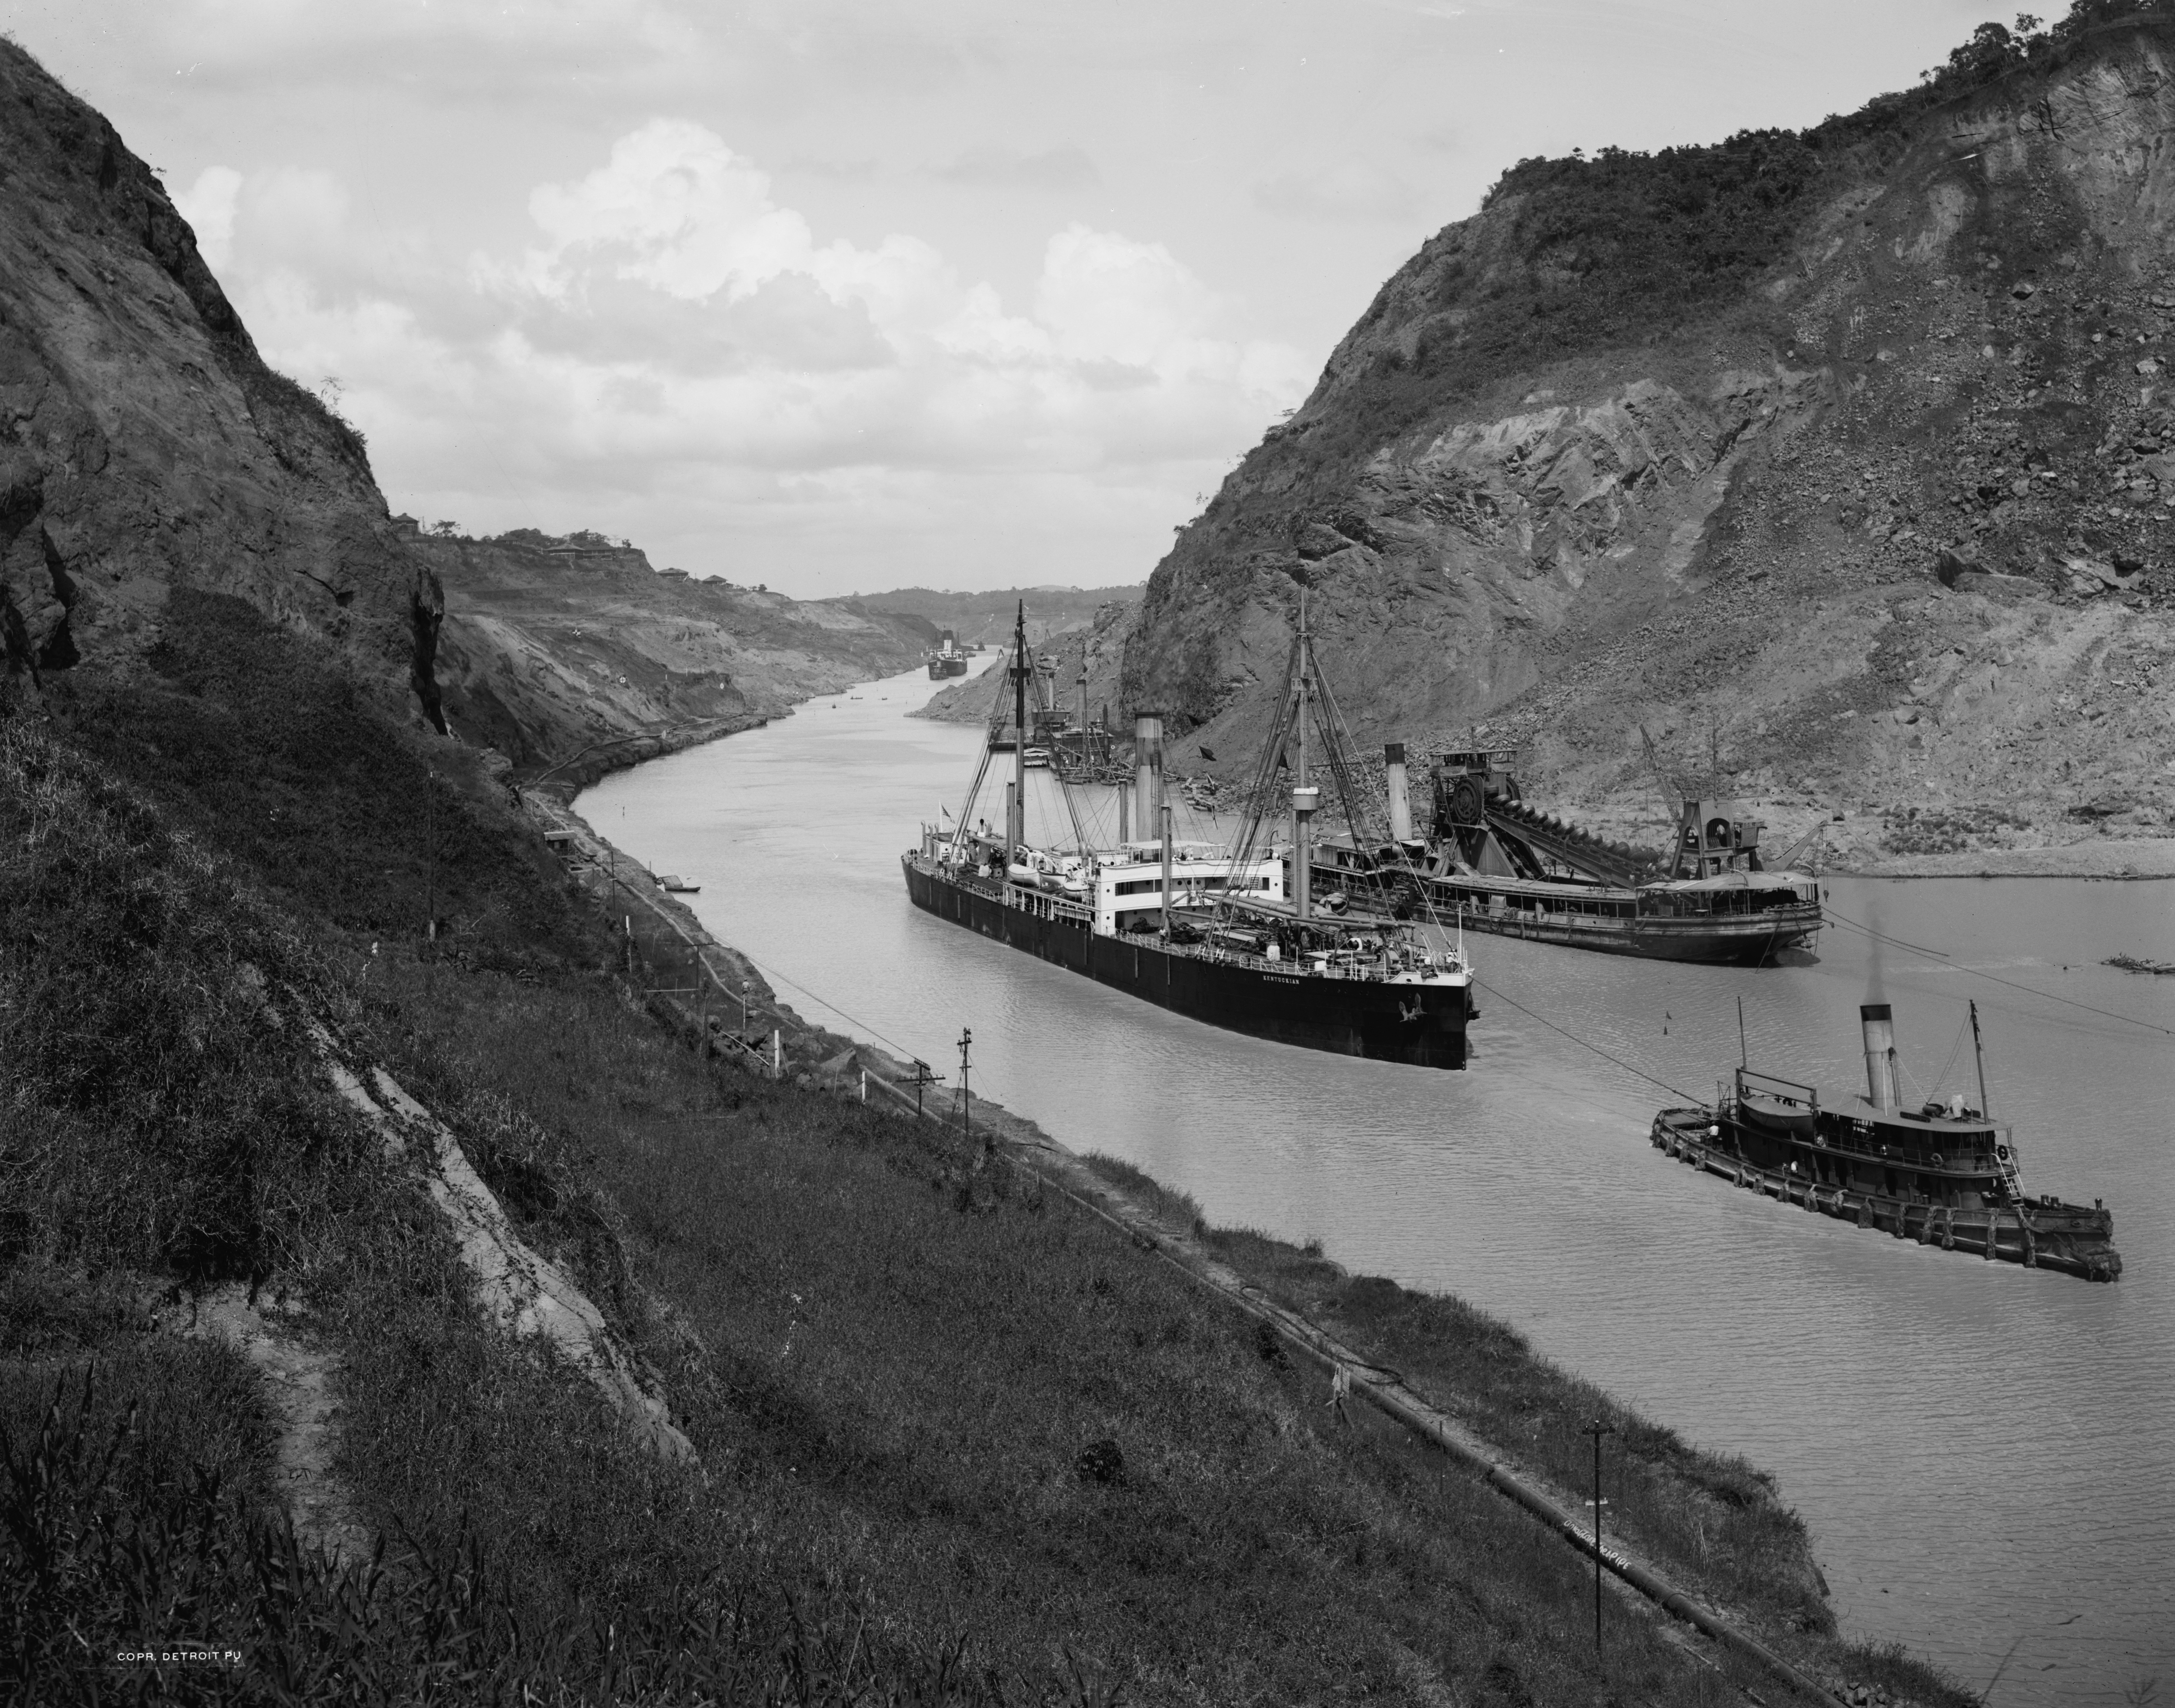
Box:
1316 745 1823 965
1650 1002 2120 1281
902 600 1473 1068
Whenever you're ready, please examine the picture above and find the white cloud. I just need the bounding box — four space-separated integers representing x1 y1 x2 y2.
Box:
200 118 1309 591
524 121 816 304
173 166 242 270
1036 225 1219 369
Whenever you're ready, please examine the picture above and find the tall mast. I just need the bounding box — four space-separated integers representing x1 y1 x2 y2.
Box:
1293 590 1314 923
1970 999 1991 1119
1009 601 1028 857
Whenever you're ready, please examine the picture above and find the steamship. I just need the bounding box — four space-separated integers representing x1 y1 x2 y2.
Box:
1650 1002 2120 1281
902 602 1473 1068
925 629 971 679
1318 746 1823 965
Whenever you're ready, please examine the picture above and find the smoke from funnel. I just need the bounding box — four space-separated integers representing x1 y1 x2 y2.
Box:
1864 894 1886 1007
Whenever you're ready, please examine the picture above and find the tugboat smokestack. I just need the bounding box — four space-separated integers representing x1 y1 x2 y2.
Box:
1132 711 1164 839
1861 1003 1899 1112
1385 742 1412 842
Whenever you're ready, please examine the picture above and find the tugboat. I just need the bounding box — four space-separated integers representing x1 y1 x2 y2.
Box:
1649 1002 2120 1281
925 629 970 679
901 602 1474 1067
1317 743 1823 965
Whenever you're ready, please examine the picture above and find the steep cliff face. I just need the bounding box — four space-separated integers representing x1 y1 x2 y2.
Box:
426 536 925 768
0 42 443 722
1122 15 2175 856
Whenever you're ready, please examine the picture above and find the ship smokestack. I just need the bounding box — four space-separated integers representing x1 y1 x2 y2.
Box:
1132 711 1164 838
1384 742 1412 842
1861 1003 1899 1112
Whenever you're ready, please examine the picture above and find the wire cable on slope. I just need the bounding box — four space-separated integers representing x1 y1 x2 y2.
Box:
1471 976 1703 1105
728 945 932 1067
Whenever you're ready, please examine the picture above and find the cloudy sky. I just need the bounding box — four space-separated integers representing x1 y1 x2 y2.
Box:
6 0 1992 598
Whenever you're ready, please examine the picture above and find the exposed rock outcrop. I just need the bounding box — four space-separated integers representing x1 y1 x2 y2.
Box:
319 1031 695 1464
1121 14 2175 860
0 41 442 721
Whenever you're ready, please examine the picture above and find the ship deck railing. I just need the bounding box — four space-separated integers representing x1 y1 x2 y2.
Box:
1153 935 1460 984
1736 1067 1818 1107
915 855 1461 986
1706 1106 2006 1182
1389 872 1817 923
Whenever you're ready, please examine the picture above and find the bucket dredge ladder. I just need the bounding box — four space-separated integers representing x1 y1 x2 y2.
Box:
1484 798 1655 886
1432 748 1656 885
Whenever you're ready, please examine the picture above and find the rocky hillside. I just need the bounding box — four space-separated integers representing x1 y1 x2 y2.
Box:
425 531 923 773
849 583 1142 649
1120 5 2175 869
0 40 442 724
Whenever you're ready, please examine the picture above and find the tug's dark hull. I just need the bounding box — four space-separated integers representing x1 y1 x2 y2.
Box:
1650 1107 2120 1281
904 854 1467 1068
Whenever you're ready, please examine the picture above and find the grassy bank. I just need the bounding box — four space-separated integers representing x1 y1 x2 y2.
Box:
2 601 1971 1704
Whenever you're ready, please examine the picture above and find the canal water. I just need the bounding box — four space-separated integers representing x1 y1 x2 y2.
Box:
582 663 2174 1705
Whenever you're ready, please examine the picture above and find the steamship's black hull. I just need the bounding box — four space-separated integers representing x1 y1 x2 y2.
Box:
904 855 1467 1068
926 658 969 678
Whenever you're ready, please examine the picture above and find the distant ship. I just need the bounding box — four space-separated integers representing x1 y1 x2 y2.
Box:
902 601 1473 1068
1651 1002 2119 1281
925 629 970 678
1317 743 1823 965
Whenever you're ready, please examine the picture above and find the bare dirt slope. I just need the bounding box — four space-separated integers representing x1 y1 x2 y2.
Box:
423 534 923 770
1119 12 2175 869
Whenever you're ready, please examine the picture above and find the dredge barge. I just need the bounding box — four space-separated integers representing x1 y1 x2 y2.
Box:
903 603 1472 1068
1319 745 1823 965
1650 1002 2120 1281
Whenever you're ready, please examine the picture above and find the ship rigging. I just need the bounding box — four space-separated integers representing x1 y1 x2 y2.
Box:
901 598 1474 1067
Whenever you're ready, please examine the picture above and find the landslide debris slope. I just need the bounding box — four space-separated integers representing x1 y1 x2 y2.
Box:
422 530 924 772
0 39 442 724
1122 5 2175 866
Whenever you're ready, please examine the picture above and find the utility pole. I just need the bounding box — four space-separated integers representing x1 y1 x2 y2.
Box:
1584 1419 1616 1665
423 767 438 945
956 1028 973 1139
910 1058 940 1120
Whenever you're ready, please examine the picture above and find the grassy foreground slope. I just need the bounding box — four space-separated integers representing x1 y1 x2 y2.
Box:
3 569 1973 1706
0 599 1682 1703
